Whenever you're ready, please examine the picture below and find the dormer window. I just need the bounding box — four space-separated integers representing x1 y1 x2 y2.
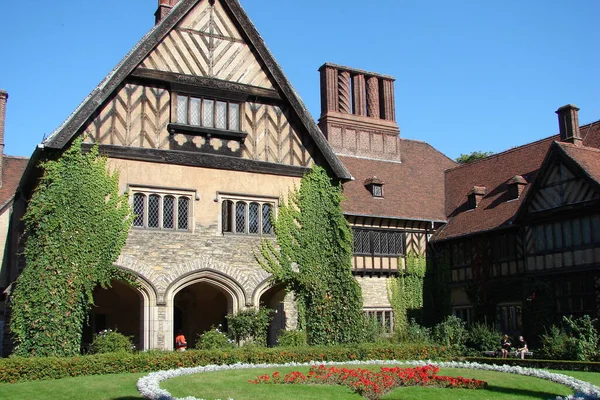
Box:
467 186 486 210
364 177 384 198
507 175 527 200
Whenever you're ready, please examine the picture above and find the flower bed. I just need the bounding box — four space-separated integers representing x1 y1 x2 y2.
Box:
136 360 600 400
250 364 487 400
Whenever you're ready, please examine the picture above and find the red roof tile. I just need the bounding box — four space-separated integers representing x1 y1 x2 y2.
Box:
339 139 456 222
0 156 28 210
559 142 600 185
433 119 600 242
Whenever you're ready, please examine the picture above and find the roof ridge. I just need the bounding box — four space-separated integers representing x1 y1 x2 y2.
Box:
400 138 457 165
3 155 30 160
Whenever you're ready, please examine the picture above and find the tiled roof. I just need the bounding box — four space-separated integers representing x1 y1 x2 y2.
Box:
0 156 29 210
339 139 456 222
433 119 600 242
559 142 600 185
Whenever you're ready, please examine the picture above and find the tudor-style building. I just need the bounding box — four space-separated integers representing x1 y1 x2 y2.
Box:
1 0 454 354
430 105 600 341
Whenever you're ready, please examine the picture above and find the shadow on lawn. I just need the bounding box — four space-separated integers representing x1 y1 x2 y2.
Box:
385 384 565 399
110 397 142 400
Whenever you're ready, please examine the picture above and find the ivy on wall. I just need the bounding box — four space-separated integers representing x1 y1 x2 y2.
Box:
10 138 133 357
257 166 365 345
387 252 426 334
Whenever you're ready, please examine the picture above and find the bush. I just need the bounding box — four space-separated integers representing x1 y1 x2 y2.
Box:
433 315 468 350
466 322 502 353
394 318 432 344
195 326 235 350
539 325 570 360
562 315 600 361
362 316 389 344
227 308 272 346
277 330 307 347
0 343 452 383
89 329 134 354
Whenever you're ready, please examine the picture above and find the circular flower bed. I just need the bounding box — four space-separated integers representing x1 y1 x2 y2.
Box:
137 360 600 400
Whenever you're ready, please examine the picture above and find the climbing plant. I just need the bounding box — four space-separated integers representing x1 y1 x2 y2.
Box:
10 138 133 357
387 252 426 336
257 166 365 345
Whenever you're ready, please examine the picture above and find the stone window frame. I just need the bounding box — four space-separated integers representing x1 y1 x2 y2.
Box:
363 307 394 334
218 193 278 237
129 185 197 232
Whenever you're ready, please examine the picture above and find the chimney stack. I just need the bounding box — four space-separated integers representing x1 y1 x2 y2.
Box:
556 104 581 146
0 90 7 187
155 0 180 25
318 63 401 162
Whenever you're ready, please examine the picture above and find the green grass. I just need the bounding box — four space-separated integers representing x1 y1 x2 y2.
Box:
0 365 598 400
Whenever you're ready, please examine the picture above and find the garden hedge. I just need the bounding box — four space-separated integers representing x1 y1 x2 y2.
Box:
0 343 449 383
463 357 600 372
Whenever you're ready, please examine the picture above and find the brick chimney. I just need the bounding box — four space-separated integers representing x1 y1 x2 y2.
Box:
0 90 7 187
556 104 581 146
318 63 401 162
155 0 180 24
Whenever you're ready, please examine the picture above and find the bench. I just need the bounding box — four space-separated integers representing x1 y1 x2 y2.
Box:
483 350 533 358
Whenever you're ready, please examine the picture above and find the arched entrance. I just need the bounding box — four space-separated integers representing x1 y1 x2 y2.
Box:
173 281 233 348
259 284 287 346
83 280 143 351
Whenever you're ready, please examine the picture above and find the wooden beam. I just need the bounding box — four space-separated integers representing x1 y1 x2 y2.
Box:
131 68 282 101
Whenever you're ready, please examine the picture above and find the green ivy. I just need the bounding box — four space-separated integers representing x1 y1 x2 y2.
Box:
9 138 133 357
257 166 365 345
387 252 426 335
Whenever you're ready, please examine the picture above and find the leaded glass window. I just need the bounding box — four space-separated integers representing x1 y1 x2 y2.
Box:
133 193 145 227
262 203 272 234
235 202 247 233
189 97 201 126
216 101 227 129
177 96 188 124
148 194 160 228
163 196 175 229
175 95 240 131
249 202 260 234
178 197 189 230
352 229 405 256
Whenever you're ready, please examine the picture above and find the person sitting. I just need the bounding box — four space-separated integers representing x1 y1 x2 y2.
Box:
516 336 528 359
175 329 187 352
500 334 511 358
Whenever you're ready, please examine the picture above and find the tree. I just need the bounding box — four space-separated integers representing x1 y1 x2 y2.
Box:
455 151 494 164
10 138 133 357
257 166 365 345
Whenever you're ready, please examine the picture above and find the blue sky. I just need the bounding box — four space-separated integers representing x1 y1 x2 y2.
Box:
1 0 599 160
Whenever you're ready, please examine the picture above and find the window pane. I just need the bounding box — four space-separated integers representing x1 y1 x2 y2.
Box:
177 96 188 124
581 216 592 245
572 218 582 246
216 101 227 129
189 97 201 126
563 219 572 248
148 194 160 228
133 194 145 227
178 197 189 230
545 223 554 250
592 215 600 244
372 184 382 197
222 200 232 233
249 203 259 234
262 203 273 234
163 196 175 229
229 103 240 131
380 231 389 254
235 202 246 233
373 231 381 254
553 222 563 249
203 99 214 128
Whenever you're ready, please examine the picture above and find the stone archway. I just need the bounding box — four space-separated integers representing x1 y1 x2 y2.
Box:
258 283 287 346
165 271 245 350
83 280 144 351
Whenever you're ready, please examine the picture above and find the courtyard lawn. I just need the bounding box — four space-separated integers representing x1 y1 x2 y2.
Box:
0 365 598 400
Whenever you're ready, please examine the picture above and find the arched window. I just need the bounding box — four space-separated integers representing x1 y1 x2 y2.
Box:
148 194 160 228
178 197 190 230
235 202 247 233
163 196 175 229
249 202 260 234
133 193 146 228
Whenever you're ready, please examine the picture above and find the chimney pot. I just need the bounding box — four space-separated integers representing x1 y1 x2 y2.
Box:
155 0 179 25
556 104 581 146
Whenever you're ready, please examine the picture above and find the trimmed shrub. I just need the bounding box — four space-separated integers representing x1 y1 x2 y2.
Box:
89 329 134 354
0 343 451 383
277 330 307 347
194 326 235 350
